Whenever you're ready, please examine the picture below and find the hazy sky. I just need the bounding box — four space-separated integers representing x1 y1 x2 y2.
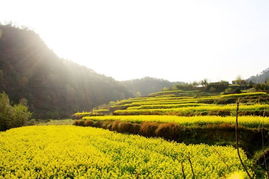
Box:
1 0 269 82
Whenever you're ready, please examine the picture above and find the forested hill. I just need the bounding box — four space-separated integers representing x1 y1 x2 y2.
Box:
0 24 132 118
248 68 269 83
121 77 178 96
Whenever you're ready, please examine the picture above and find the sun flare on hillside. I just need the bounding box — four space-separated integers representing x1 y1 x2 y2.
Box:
1 0 269 82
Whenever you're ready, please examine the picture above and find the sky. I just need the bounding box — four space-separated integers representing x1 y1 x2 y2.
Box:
0 0 269 82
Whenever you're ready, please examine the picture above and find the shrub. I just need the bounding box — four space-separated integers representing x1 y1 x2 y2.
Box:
0 92 32 131
84 120 94 126
131 123 141 134
100 121 112 129
117 122 141 134
111 120 121 131
73 120 85 126
92 121 103 128
117 122 134 133
140 122 159 137
155 123 181 140
81 120 141 134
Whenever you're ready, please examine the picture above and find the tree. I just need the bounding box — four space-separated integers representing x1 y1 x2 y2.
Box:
233 76 246 85
0 92 31 131
204 81 230 92
200 79 208 87
192 81 199 87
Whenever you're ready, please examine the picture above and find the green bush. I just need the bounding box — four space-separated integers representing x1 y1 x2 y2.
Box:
0 92 32 131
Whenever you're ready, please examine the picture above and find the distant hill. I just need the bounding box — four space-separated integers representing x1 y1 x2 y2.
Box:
121 77 180 96
0 24 132 118
248 68 269 83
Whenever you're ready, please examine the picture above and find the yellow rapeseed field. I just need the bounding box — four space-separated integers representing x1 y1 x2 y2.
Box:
84 115 269 128
114 104 269 115
0 126 250 178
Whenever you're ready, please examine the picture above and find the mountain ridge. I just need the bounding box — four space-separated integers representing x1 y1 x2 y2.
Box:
247 67 269 83
120 77 178 96
0 24 132 118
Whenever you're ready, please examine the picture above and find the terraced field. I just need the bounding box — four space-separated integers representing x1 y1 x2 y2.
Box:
71 89 269 177
1 90 268 178
74 91 269 117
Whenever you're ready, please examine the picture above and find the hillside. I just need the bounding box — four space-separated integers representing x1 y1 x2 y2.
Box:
121 77 180 96
0 25 132 118
248 67 269 83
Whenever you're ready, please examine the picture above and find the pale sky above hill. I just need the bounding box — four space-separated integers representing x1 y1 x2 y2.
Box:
0 0 269 82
